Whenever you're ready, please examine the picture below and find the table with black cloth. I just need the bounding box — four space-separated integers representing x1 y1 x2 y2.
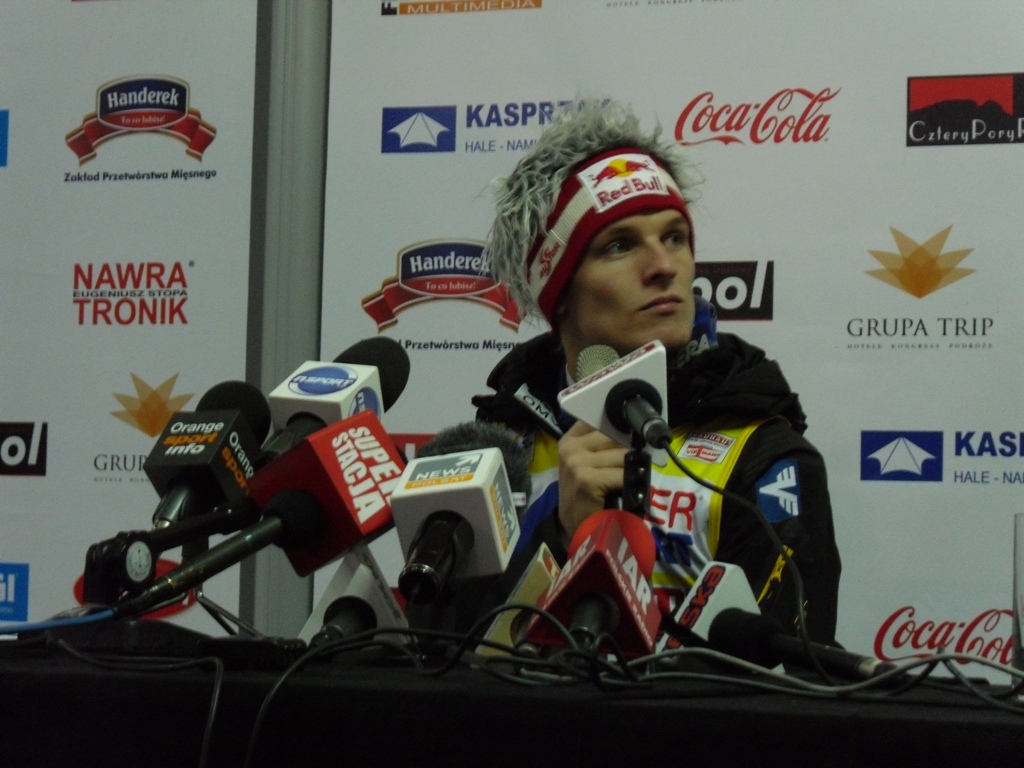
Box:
2 628 1024 768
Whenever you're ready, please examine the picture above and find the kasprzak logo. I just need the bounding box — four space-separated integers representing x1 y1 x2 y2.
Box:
860 431 943 482
949 430 1024 486
382 106 456 153
383 100 577 155
0 422 47 476
907 73 1024 147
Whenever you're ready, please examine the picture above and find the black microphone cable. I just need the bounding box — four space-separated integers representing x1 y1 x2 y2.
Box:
636 425 839 686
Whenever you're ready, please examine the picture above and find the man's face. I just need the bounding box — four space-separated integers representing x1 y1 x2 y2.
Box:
556 208 696 374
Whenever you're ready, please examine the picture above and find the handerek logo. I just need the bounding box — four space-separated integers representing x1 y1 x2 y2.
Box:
907 73 1024 147
382 106 456 153
0 423 47 477
362 239 520 329
860 431 943 482
66 75 216 164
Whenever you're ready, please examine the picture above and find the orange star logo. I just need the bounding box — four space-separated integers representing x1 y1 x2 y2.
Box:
867 226 974 298
111 373 193 436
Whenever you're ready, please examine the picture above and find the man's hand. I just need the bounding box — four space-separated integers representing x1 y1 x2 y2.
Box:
557 420 627 541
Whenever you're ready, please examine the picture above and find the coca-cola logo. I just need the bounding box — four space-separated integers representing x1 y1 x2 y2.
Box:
875 605 1015 666
675 88 839 146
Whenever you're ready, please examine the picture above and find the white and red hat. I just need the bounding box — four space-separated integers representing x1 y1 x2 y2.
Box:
525 147 694 324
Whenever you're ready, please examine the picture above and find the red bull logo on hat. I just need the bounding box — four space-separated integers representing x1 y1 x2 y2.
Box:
577 152 670 214
587 157 653 186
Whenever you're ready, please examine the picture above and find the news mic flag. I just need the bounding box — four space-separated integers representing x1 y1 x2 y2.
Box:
525 510 660 656
558 341 668 448
300 542 407 645
475 542 561 656
144 380 271 528
391 445 522 588
259 337 411 467
666 561 761 646
248 409 405 577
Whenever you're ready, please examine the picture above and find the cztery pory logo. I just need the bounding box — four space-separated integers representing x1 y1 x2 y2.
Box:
907 73 1024 147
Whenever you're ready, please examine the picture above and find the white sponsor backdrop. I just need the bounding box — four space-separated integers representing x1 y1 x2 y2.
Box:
322 0 1024 676
0 1 257 633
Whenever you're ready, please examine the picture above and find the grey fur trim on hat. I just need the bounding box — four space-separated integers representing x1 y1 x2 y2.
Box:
483 99 700 323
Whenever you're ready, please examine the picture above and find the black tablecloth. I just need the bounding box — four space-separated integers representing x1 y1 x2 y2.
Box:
2 626 1023 768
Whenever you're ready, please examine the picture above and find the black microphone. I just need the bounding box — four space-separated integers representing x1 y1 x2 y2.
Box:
312 596 378 646
707 607 900 681
559 341 671 449
110 410 405 616
523 509 661 656
259 336 410 466
82 499 265 603
574 345 665 444
569 345 663 513
145 380 271 529
112 488 322 618
605 378 671 449
303 544 407 646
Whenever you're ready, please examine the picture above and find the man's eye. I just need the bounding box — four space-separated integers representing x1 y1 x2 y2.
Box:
602 238 633 255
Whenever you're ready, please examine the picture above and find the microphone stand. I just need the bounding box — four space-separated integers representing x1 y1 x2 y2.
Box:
620 432 652 516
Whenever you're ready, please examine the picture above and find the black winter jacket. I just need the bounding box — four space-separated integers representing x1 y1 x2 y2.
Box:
473 331 841 644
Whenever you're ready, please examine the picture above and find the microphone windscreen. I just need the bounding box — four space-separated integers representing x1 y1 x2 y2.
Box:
575 344 619 380
418 421 531 501
196 380 272 442
706 607 785 668
331 337 410 411
264 489 324 548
